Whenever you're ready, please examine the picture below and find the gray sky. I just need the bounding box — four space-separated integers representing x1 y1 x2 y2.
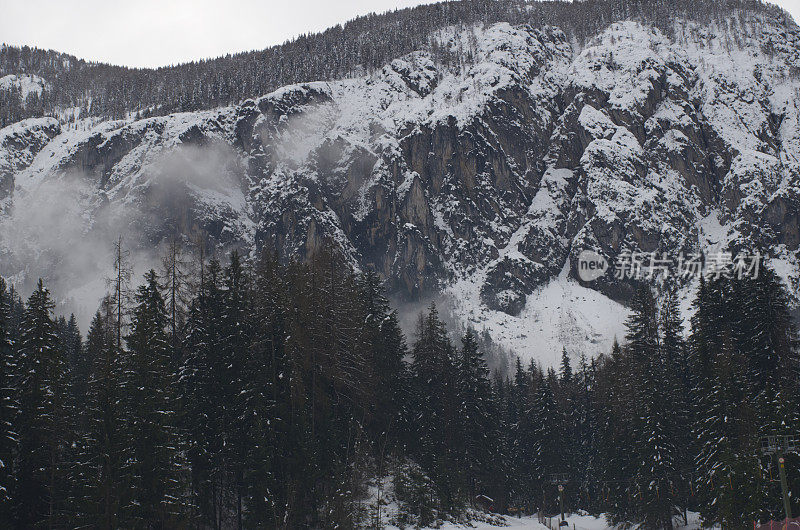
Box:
1 0 799 68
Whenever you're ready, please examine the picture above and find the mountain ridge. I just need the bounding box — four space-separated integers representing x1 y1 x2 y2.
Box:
1 1 799 365
1 0 796 124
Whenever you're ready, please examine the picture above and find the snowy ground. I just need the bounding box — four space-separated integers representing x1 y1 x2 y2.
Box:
365 477 706 529
444 262 630 368
407 511 705 529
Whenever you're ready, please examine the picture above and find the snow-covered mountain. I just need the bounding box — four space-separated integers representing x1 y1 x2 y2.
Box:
1 5 799 366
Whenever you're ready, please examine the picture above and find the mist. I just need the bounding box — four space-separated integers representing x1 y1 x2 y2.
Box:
0 140 249 331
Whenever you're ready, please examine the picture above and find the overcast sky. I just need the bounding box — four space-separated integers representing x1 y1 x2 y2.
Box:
1 0 799 68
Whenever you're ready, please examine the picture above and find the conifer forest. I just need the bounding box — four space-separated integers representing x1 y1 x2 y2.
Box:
3 0 800 528
0 244 797 528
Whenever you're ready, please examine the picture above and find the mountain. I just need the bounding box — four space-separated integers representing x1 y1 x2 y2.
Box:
1 0 798 365
1 0 792 124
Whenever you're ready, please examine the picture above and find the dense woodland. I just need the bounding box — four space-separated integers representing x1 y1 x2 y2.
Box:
1 0 794 127
0 240 797 528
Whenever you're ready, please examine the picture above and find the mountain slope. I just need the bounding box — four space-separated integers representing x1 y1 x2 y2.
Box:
1 2 798 365
1 0 795 124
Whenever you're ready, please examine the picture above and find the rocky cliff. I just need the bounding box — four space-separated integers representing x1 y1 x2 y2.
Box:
1 12 798 365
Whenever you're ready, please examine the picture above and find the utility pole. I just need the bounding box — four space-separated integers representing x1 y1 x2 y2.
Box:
759 435 798 524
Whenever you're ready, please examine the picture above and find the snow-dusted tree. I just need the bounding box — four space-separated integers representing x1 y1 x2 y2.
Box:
83 298 128 529
14 279 69 527
730 270 800 521
456 328 495 499
410 304 460 506
625 285 678 528
531 368 564 512
220 252 253 528
123 270 186 527
659 286 692 524
179 259 226 526
694 328 759 525
0 278 16 522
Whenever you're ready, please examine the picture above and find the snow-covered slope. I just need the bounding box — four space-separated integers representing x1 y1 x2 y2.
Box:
1 11 798 366
0 74 48 101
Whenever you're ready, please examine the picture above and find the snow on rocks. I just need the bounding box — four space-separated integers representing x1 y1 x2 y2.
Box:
1 12 799 366
0 74 48 100
0 117 61 200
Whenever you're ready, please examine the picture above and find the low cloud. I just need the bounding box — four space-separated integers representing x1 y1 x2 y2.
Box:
0 140 246 330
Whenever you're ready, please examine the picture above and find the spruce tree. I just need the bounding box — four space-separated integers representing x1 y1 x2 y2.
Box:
593 349 636 522
0 278 15 522
730 269 800 521
557 347 580 505
694 330 759 525
359 271 407 450
532 369 563 514
15 279 69 527
179 259 226 527
507 359 533 510
411 304 458 506
659 286 692 523
57 314 91 527
245 252 287 528
84 300 128 529
456 328 494 499
221 252 253 528
573 354 596 510
124 270 185 527
624 286 677 528
734 268 800 432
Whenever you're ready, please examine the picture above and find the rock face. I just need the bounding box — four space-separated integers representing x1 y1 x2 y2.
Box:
0 117 60 200
1 14 799 363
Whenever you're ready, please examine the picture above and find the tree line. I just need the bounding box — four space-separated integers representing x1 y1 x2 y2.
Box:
0 242 798 528
1 0 791 127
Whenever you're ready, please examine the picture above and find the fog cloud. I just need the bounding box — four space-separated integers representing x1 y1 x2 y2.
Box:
0 140 248 330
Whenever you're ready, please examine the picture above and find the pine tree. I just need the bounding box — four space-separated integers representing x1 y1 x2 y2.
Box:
57 314 92 527
659 286 692 523
734 268 800 432
124 270 186 527
456 328 494 500
0 278 16 522
14 279 69 527
358 270 410 524
560 348 573 384
410 304 459 507
358 271 407 450
84 299 128 529
179 259 226 527
573 353 596 510
694 329 759 525
532 369 563 514
625 286 659 363
593 349 637 523
159 239 192 364
221 252 253 528
510 359 539 511
491 375 514 513
624 286 677 528
245 252 287 528
730 269 800 521
107 236 132 353
557 347 580 506
161 240 190 362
